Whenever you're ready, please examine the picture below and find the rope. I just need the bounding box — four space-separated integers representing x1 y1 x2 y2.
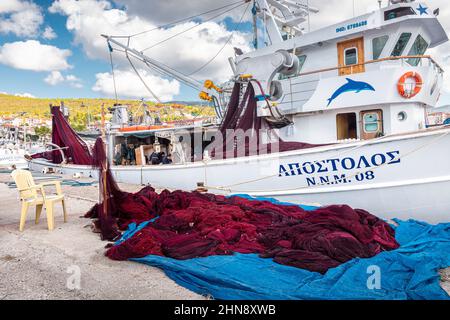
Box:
187 1 251 76
204 129 450 193
126 52 162 103
140 2 246 52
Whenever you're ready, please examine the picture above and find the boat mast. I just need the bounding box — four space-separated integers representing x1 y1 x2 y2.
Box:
255 0 319 42
255 0 283 45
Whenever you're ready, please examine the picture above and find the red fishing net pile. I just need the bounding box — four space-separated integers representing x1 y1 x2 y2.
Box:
86 137 399 273
97 187 399 274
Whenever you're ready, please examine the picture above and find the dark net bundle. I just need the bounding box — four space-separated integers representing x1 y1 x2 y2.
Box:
85 138 160 241
207 83 322 159
31 106 92 165
86 139 399 273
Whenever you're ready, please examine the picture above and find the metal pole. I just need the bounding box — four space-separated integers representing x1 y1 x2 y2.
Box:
101 103 106 139
100 103 108 221
307 0 311 32
87 104 91 129
102 35 204 92
252 0 258 49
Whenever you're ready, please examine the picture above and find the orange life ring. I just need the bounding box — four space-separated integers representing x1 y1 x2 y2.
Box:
397 72 423 98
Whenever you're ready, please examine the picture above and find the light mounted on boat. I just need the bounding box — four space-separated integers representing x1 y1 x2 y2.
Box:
199 91 213 101
204 80 223 93
239 74 253 80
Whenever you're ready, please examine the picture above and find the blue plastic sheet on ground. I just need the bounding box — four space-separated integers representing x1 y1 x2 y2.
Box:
118 196 450 300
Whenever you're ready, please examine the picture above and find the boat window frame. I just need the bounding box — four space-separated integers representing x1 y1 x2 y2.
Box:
372 35 389 60
407 34 429 66
384 7 416 21
391 32 412 57
344 47 358 66
362 112 381 133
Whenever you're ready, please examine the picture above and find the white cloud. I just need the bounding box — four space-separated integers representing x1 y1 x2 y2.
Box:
42 26 57 40
0 0 44 37
66 74 83 88
44 71 83 88
44 71 65 85
0 91 36 98
14 92 35 98
0 40 72 72
49 0 251 84
92 68 180 101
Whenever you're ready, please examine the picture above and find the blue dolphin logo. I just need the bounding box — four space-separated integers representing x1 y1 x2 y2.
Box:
327 78 375 106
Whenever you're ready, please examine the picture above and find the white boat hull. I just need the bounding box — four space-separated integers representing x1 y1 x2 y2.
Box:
0 150 28 169
29 127 450 223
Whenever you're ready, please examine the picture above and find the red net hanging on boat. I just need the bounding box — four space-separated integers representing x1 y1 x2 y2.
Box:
31 106 92 165
87 137 399 273
208 82 322 159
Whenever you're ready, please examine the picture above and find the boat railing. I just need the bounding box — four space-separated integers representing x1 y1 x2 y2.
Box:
298 55 444 78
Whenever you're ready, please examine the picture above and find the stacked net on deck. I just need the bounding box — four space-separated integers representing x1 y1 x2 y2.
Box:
207 82 322 159
31 106 92 165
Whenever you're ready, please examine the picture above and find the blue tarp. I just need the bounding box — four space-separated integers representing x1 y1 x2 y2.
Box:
117 196 450 300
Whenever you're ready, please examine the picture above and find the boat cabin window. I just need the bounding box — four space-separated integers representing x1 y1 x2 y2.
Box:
360 110 383 140
336 113 357 140
297 55 307 72
384 7 416 21
344 48 358 66
372 35 389 60
407 35 429 66
279 54 307 80
363 113 380 133
391 32 412 56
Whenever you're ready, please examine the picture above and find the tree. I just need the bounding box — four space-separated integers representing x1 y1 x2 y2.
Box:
34 126 51 137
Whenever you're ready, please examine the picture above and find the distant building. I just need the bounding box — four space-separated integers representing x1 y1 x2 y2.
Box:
428 105 450 126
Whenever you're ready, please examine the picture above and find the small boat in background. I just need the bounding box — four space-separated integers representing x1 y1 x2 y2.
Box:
0 146 28 169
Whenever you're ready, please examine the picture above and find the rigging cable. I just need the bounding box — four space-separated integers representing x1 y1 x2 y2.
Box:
126 51 162 104
108 39 202 91
108 41 119 104
107 1 251 104
140 2 246 52
142 59 202 91
123 0 246 38
187 1 251 76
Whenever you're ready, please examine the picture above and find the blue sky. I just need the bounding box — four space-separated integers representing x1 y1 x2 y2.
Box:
1 0 450 106
0 0 108 98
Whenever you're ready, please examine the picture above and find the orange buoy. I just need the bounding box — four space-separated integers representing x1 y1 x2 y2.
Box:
397 72 423 98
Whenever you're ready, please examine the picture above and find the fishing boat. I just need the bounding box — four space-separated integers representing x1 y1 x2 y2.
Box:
29 0 450 223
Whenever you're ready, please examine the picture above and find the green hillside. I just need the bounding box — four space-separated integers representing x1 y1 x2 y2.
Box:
0 94 216 131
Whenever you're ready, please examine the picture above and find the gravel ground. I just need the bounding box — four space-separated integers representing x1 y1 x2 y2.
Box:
0 171 204 300
0 170 448 300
